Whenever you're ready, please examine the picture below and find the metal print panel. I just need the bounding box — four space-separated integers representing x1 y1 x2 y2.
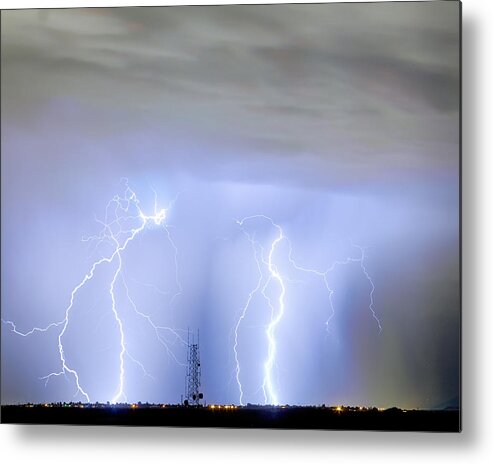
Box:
0 1 461 431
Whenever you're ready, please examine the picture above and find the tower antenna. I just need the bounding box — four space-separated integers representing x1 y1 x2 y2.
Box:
184 329 202 406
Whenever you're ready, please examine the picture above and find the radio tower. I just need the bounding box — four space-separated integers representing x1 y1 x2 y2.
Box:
184 330 203 406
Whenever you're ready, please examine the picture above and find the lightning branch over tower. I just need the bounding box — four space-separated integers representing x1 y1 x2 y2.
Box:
2 179 186 403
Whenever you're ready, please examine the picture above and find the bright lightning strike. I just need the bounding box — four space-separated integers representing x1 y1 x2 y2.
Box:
234 215 381 406
234 215 286 405
261 221 285 406
2 179 185 403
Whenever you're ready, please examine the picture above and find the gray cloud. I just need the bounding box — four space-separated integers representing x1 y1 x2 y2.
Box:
2 2 459 189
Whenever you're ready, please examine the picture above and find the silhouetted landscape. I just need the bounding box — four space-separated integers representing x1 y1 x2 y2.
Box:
1 404 460 432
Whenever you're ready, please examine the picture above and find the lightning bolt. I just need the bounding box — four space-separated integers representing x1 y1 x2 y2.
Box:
234 215 286 405
234 215 381 405
352 243 382 333
261 221 285 406
2 179 185 403
287 239 382 334
232 226 265 406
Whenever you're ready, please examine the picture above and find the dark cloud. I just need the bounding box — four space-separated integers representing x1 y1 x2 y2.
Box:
2 2 459 189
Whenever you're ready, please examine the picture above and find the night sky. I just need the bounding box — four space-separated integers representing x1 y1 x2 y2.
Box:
1 2 460 409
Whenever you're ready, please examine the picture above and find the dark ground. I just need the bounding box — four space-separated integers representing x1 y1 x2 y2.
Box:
0 405 460 431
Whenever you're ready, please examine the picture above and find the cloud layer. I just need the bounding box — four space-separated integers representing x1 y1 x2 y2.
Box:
2 3 459 188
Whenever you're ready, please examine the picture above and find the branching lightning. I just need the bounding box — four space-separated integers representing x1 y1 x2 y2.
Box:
2 179 185 403
3 180 381 406
234 215 381 405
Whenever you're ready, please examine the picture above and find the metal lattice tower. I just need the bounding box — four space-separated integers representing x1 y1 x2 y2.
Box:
185 330 202 406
